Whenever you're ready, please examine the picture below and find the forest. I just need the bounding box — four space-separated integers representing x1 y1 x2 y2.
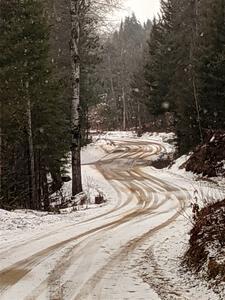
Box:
1 0 225 299
0 0 224 210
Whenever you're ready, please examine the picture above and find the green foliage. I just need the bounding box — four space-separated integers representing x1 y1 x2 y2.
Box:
0 0 69 209
80 17 101 144
142 0 225 154
196 0 225 130
96 14 152 129
143 1 200 153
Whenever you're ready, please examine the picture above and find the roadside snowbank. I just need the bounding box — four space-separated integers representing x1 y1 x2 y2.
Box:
0 140 118 244
138 213 225 300
1 131 174 246
0 208 75 232
1 131 225 299
168 153 225 202
148 148 225 298
185 199 225 288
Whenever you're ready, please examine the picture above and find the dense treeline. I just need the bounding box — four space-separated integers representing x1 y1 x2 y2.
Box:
94 14 152 130
0 0 101 210
137 0 225 153
0 0 224 210
0 0 69 210
96 0 225 153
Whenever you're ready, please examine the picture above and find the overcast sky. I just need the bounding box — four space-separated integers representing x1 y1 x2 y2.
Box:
115 0 161 23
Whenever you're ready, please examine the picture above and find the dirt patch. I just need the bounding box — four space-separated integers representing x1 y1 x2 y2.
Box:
151 158 171 169
0 268 28 288
186 130 225 177
184 199 225 283
95 193 106 204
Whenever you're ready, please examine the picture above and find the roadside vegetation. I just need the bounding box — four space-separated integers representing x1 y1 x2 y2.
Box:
0 0 225 296
185 199 225 284
183 130 225 287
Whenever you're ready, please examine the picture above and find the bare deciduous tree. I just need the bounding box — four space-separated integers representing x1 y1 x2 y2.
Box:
70 0 121 196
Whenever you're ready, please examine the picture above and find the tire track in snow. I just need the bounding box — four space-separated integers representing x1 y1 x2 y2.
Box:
0 139 189 300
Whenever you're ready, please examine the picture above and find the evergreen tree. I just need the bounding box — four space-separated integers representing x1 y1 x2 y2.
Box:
80 10 101 144
144 18 170 115
97 14 150 130
143 0 202 153
170 0 203 153
196 0 225 130
0 0 69 209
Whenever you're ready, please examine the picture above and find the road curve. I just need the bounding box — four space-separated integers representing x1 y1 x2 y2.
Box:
0 139 189 300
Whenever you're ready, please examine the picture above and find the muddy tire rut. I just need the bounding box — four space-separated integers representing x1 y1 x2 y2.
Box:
0 140 189 300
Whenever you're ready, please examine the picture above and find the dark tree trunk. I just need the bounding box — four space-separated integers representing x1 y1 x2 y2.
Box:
70 0 82 196
43 171 50 211
0 104 2 197
26 94 37 209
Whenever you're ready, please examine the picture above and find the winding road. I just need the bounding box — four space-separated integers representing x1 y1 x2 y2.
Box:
0 139 190 300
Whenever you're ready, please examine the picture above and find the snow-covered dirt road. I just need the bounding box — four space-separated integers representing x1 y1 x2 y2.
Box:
0 138 202 299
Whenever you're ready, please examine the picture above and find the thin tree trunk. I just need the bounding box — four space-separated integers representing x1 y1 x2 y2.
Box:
70 0 82 196
36 149 41 208
108 55 116 103
0 101 2 196
43 171 50 211
108 55 119 128
192 0 203 143
26 94 37 209
192 75 203 142
122 87 126 130
137 101 141 130
86 107 89 142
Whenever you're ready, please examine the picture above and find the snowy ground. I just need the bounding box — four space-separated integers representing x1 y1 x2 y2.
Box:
0 131 225 300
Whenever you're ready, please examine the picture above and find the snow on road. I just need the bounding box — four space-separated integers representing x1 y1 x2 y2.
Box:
0 131 224 299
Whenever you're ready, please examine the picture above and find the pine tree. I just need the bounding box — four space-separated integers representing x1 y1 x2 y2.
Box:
144 18 170 115
170 0 203 153
0 0 69 209
196 0 225 130
97 14 148 130
143 0 203 153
